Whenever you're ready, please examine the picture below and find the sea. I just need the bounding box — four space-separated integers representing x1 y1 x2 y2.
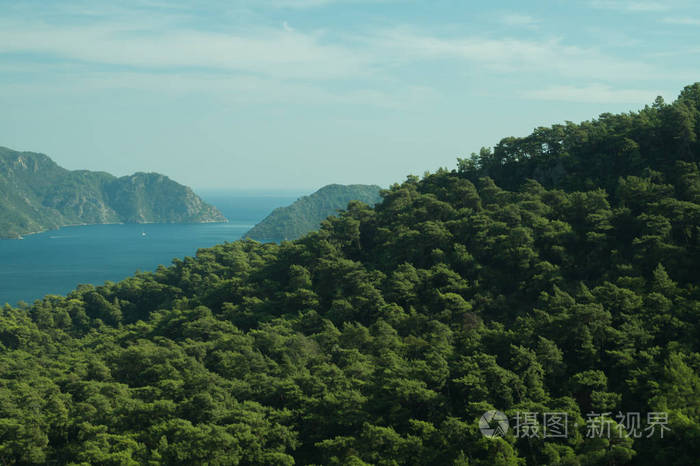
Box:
0 192 301 306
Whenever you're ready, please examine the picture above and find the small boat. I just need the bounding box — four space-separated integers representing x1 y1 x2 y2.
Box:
141 232 147 237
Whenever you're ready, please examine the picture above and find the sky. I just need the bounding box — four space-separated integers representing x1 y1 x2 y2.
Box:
1 0 699 192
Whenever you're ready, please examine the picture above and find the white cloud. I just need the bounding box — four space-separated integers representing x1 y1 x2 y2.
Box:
0 20 370 80
589 1 669 12
499 13 540 28
0 12 687 105
522 84 667 103
263 0 336 7
370 29 658 81
257 0 392 8
662 16 700 25
1 16 660 86
0 61 438 109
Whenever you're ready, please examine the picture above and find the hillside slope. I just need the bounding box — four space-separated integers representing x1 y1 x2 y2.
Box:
0 86 699 464
245 183 382 241
0 147 226 238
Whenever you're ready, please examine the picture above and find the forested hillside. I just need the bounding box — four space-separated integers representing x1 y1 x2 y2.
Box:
245 184 382 241
1 86 700 465
0 147 225 238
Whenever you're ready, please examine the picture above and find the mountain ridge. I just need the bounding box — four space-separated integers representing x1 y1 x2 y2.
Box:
0 146 226 238
245 183 382 241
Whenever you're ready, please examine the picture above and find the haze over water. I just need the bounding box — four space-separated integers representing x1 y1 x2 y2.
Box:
0 193 299 306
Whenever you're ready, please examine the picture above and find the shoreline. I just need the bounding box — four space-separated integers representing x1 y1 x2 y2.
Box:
1 219 229 240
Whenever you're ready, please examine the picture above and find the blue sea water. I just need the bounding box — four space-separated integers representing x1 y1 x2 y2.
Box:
0 193 300 306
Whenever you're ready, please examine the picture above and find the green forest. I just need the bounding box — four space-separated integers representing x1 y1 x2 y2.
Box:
1 85 700 465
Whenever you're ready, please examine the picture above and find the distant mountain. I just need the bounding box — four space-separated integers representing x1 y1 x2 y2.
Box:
0 146 226 238
245 184 382 241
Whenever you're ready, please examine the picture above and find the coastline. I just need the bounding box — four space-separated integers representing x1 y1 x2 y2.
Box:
0 217 244 307
1 218 229 240
1 223 124 240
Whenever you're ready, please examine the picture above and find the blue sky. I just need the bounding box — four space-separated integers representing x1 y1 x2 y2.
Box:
1 0 699 191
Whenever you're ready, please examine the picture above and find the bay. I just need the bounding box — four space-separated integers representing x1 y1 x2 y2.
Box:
0 192 301 306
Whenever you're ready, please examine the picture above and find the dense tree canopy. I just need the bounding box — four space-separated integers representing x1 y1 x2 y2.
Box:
1 85 700 465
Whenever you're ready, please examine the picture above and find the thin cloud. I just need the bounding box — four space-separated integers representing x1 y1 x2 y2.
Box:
499 13 540 28
0 61 438 109
263 0 336 8
662 16 700 25
259 0 391 8
522 84 667 103
370 29 659 81
0 20 370 80
0 9 692 105
2 17 661 85
589 1 669 12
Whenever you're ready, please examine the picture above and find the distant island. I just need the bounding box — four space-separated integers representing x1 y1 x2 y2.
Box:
0 146 226 238
245 183 382 241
